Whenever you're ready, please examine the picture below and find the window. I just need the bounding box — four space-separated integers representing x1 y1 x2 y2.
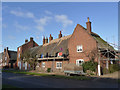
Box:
18 53 20 58
19 47 21 51
77 45 83 52
56 62 62 69
42 62 45 67
76 59 84 66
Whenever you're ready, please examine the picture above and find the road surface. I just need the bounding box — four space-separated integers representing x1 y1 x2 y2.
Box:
2 72 119 88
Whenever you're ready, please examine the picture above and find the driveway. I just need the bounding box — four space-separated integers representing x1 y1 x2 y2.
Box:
2 72 119 88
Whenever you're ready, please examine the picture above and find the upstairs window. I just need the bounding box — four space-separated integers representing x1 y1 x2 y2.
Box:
56 62 62 69
77 45 83 52
5 57 7 61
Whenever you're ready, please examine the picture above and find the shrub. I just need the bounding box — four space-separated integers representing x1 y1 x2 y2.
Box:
47 68 51 73
109 64 119 73
103 68 109 74
82 61 98 73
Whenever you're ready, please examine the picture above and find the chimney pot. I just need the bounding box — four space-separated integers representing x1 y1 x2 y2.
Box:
49 34 53 42
45 37 48 43
43 36 45 45
58 31 62 38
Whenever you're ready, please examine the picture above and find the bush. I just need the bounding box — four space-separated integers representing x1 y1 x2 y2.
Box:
47 68 51 72
82 61 98 73
103 68 109 74
109 64 119 73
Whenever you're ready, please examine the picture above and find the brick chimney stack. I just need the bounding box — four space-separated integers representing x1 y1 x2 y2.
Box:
45 37 48 43
4 48 6 52
58 31 62 38
30 37 33 41
49 34 53 42
6 47 8 51
86 17 92 34
25 39 28 43
43 36 45 45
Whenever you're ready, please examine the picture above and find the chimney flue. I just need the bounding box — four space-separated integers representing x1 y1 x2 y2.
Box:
49 34 53 42
6 47 8 51
30 37 33 41
45 37 48 43
25 39 28 43
58 31 62 38
86 17 92 34
43 36 45 45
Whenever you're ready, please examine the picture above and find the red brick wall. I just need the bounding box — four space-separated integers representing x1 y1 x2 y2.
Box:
17 39 39 68
68 24 98 64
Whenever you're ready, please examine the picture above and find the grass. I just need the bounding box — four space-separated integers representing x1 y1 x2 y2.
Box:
2 69 91 80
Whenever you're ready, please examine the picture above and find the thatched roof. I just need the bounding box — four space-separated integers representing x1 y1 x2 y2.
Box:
91 32 114 50
29 24 114 57
30 35 71 57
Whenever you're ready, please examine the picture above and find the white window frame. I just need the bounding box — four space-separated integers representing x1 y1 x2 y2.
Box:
76 59 84 66
42 62 45 68
77 45 83 52
18 53 20 58
56 62 62 69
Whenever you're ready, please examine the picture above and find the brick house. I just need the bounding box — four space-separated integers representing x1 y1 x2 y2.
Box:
17 37 39 70
0 52 3 69
2 47 17 68
25 17 115 73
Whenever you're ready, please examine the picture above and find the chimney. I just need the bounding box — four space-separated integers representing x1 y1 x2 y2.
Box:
6 47 8 51
43 36 45 45
49 34 53 42
86 17 92 34
30 37 33 41
25 39 28 43
58 31 62 38
45 37 48 43
4 48 6 52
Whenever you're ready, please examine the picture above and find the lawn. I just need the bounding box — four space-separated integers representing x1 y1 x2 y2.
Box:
2 69 91 80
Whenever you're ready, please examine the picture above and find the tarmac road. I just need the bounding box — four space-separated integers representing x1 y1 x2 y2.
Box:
2 72 119 88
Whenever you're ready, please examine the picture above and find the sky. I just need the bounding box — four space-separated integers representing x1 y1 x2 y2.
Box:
1 2 118 52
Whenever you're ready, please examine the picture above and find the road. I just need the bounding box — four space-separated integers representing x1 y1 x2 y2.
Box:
2 72 119 88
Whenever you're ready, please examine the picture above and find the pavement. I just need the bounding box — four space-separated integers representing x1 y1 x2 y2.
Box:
2 72 119 88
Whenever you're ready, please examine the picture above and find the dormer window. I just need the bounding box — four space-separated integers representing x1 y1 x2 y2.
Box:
77 45 83 52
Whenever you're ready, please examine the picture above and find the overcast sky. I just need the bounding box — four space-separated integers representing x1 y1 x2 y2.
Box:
1 2 118 52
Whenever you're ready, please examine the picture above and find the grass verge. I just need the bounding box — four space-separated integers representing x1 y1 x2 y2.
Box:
2 69 91 80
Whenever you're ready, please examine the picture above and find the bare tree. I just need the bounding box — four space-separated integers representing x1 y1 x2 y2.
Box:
20 50 37 70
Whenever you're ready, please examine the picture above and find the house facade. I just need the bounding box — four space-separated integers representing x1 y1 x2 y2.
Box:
17 18 116 74
26 18 115 73
2 47 17 68
17 37 39 70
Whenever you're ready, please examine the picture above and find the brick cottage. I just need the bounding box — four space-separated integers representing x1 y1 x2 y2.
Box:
17 18 116 73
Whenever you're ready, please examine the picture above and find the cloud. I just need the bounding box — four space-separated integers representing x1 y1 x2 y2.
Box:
35 16 52 25
14 22 29 31
55 15 73 27
45 10 52 15
10 10 35 19
34 16 52 31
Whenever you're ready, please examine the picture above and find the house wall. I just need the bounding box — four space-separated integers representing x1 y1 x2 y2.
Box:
17 38 39 69
2 48 10 67
68 24 98 65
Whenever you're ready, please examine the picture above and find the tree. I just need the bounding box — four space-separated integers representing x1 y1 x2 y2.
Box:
84 48 98 62
20 50 38 70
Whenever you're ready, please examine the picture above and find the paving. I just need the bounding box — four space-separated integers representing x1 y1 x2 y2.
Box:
2 72 119 88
